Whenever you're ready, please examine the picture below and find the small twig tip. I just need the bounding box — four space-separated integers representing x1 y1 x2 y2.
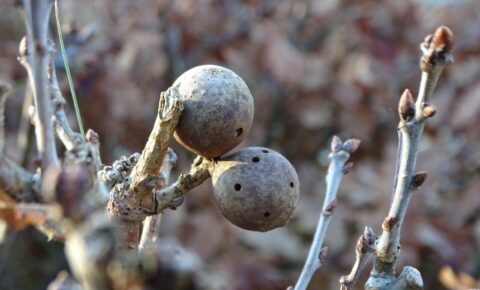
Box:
343 139 361 154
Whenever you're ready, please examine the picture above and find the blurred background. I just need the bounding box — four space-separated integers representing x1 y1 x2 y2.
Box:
0 0 479 289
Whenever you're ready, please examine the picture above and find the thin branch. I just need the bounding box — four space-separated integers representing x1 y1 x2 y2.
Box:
47 40 83 151
0 82 11 154
129 88 183 200
366 26 454 289
139 147 177 253
0 82 38 202
20 0 59 171
153 156 212 214
293 136 360 290
340 227 377 290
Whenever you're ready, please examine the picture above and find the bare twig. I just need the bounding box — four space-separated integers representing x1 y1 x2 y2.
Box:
20 0 59 171
0 82 38 202
366 26 454 290
139 147 177 252
17 85 35 167
294 136 360 290
47 40 83 151
153 156 212 214
340 227 377 290
0 82 10 154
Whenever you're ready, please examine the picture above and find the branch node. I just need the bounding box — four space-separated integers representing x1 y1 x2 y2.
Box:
322 198 337 216
382 216 397 232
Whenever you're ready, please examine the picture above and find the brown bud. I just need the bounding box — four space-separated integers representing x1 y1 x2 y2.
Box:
411 171 428 189
86 129 99 144
382 216 397 231
343 139 361 154
398 89 415 122
422 104 437 118
432 26 454 53
323 198 337 216
342 162 354 174
331 135 342 153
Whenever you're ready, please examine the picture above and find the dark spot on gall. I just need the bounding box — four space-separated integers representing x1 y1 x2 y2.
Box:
264 212 270 218
290 182 294 188
234 128 243 137
252 156 260 163
234 183 241 191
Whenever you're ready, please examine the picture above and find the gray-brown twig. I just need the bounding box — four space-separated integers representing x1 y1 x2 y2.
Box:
294 136 360 290
340 227 377 290
153 155 212 214
138 147 177 252
365 26 454 290
19 0 59 171
47 40 83 151
0 81 38 202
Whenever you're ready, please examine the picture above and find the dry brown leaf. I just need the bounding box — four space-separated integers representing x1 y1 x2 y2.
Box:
0 203 61 231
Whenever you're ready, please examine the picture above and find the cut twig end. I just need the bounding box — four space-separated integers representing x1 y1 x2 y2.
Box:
398 89 415 122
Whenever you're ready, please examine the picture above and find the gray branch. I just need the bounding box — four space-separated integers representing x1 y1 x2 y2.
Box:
139 147 177 253
20 0 59 171
340 227 377 290
293 136 360 290
47 40 83 151
366 26 454 290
